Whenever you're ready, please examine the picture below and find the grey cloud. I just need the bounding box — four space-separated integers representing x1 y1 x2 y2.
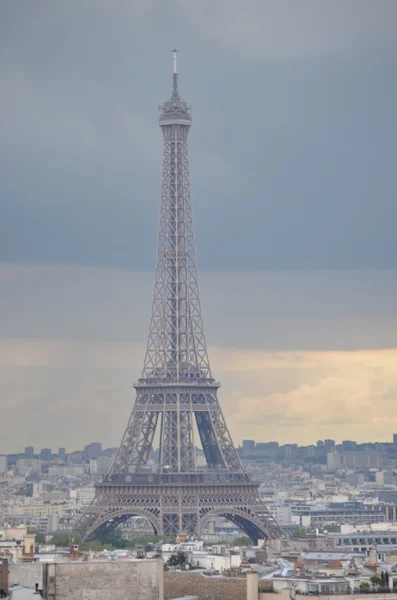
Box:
0 1 397 271
178 0 397 58
1 265 396 352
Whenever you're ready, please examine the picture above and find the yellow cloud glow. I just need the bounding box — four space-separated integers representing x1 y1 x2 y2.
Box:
1 339 397 451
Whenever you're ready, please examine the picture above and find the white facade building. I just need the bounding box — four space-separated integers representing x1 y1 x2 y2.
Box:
16 458 41 475
48 465 84 477
70 487 95 505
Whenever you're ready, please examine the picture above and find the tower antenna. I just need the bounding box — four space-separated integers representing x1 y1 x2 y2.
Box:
171 48 178 94
172 48 178 74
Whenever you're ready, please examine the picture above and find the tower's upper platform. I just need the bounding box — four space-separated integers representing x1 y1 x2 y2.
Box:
159 50 191 127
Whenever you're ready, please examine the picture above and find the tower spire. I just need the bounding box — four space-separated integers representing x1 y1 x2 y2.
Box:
172 48 178 95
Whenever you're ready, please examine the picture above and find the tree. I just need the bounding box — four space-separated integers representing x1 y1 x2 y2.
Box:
27 529 45 544
96 526 126 549
360 583 370 590
380 572 390 588
233 536 251 546
83 540 105 552
290 527 308 539
370 575 382 587
50 532 83 547
322 524 340 533
50 532 73 547
167 551 188 569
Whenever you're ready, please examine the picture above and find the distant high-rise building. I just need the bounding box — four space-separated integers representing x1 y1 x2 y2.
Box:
242 440 256 452
393 434 397 445
83 443 102 461
342 440 357 450
25 446 34 457
69 451 83 464
324 439 335 451
317 440 325 448
327 452 341 469
58 448 66 460
40 448 52 461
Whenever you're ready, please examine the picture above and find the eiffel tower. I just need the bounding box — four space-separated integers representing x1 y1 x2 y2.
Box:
76 51 282 544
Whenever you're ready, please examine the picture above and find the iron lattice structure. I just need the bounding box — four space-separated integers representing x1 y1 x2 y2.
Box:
76 52 282 544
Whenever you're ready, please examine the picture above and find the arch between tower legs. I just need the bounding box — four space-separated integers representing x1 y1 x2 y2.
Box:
81 505 162 542
198 508 272 545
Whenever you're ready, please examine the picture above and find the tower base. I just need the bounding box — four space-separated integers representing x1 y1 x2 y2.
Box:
75 480 282 544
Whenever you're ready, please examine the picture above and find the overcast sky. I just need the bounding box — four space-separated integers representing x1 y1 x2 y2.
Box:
1 0 397 453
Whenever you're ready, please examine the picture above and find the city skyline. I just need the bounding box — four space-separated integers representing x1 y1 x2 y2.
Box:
5 434 397 459
1 1 397 453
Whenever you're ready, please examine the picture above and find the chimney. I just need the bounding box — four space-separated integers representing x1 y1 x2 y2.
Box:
247 570 259 600
1 559 9 597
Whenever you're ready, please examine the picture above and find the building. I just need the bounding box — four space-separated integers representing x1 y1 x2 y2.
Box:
32 482 55 498
0 532 36 563
242 440 256 453
42 559 163 600
187 551 241 570
82 443 102 462
0 525 27 541
35 515 59 535
341 451 384 468
345 473 365 486
39 449 52 461
15 459 41 475
48 465 84 478
268 505 293 526
70 487 95 506
0 456 7 475
271 575 350 595
89 456 113 476
327 453 341 469
329 528 397 554
341 441 357 451
24 447 34 458
376 471 394 485
292 502 385 527
385 505 397 521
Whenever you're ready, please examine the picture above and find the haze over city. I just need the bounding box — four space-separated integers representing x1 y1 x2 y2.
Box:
1 0 397 453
